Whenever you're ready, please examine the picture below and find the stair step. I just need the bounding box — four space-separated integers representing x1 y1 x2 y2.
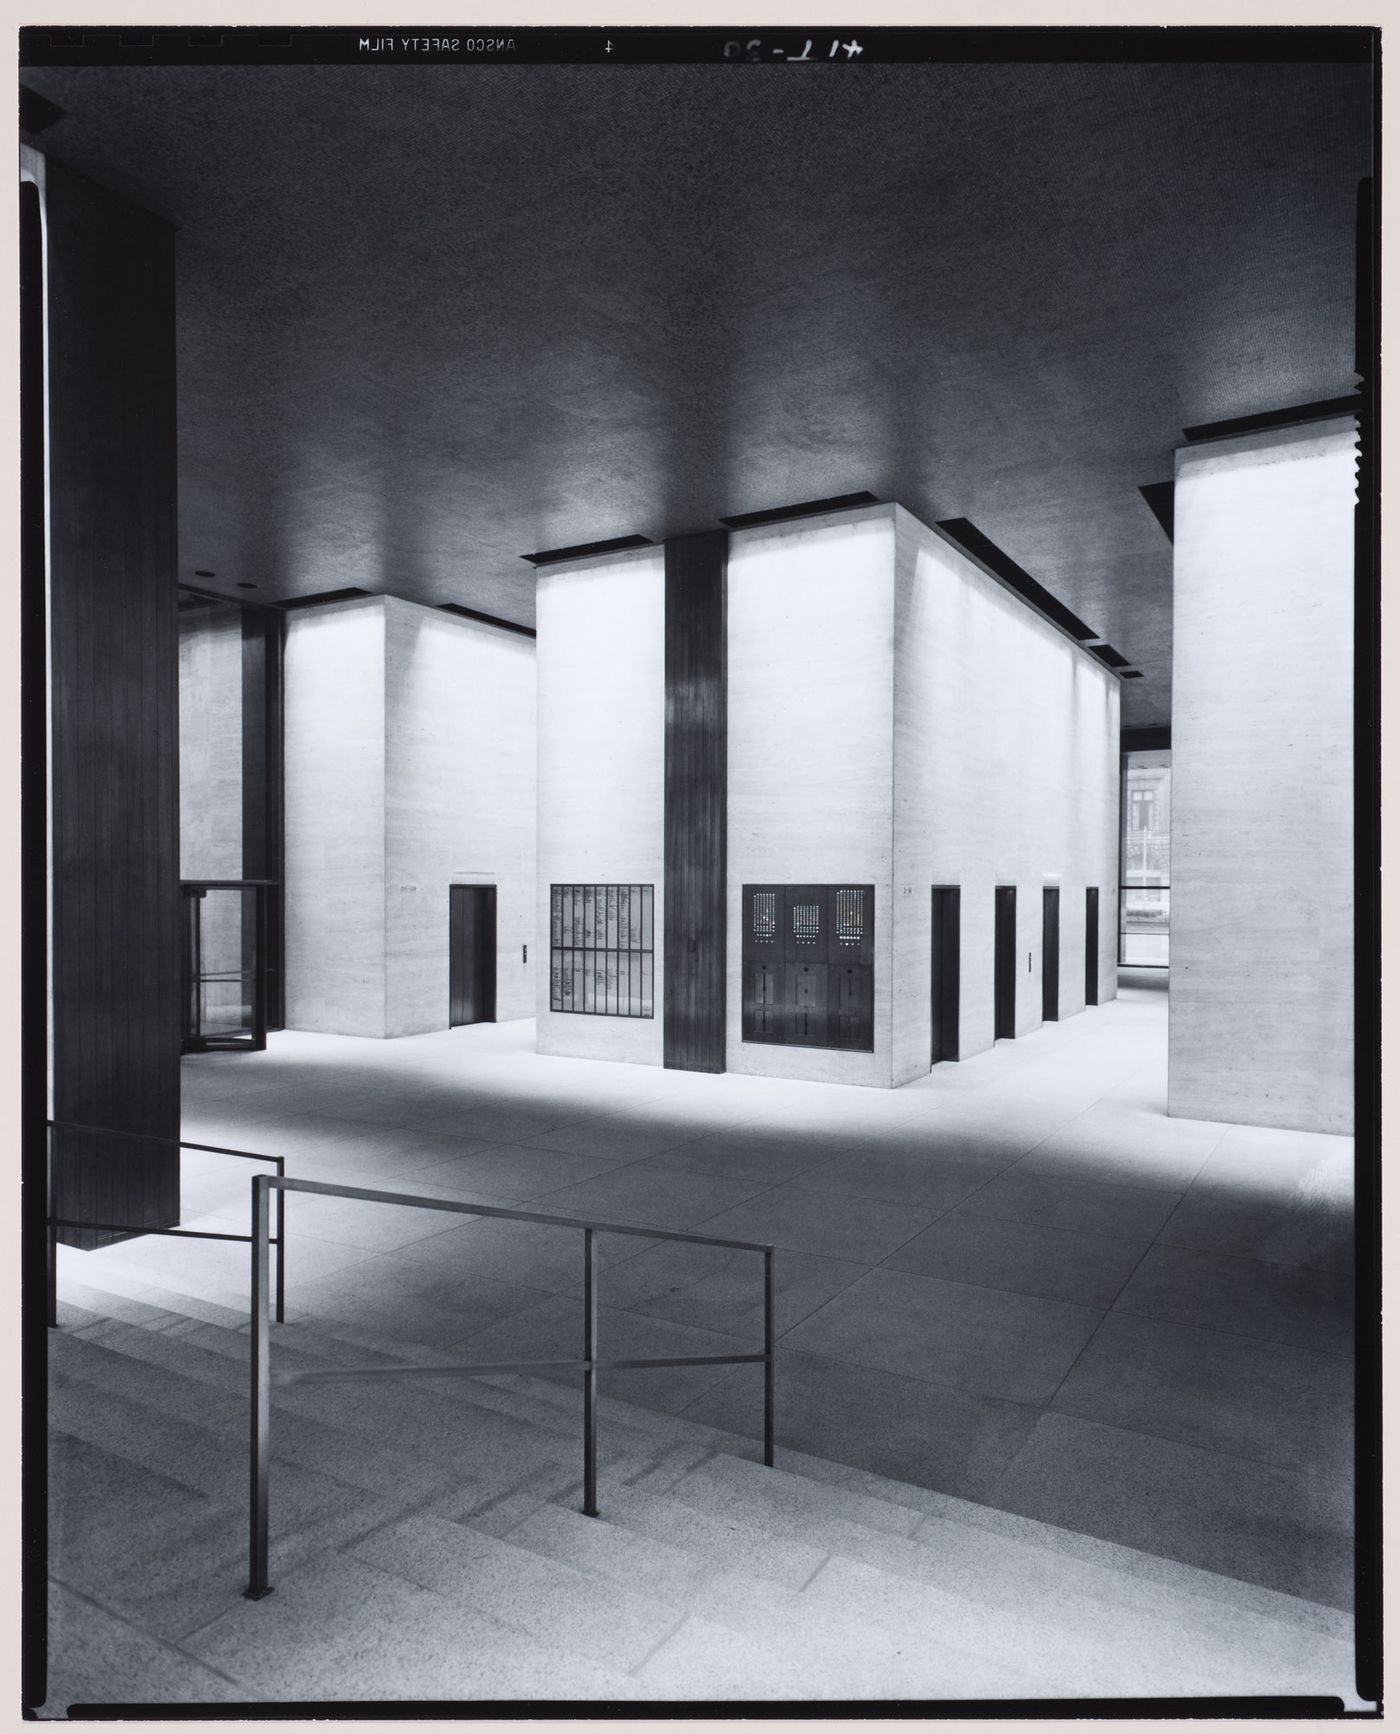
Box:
184 1548 647 1702
688 1451 1351 1679
44 1580 250 1713
348 1513 684 1673
633 1603 1025 1701
662 1449 926 1543
503 1500 719 1605
552 1477 827 1591
801 1552 1354 1700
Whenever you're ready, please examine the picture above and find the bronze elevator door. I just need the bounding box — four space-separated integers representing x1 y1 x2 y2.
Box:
449 885 497 1027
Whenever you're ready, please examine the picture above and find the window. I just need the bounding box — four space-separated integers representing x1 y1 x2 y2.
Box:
1120 750 1171 965
550 883 654 1016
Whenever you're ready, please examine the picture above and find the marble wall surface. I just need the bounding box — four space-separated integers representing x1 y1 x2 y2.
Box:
535 548 666 1066
533 506 1119 1088
178 603 244 880
284 596 536 1038
384 600 536 1034
725 508 897 1086
892 507 1120 1082
1170 417 1355 1134
284 599 388 1035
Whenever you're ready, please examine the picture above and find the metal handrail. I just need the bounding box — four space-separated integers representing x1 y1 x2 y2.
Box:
245 1173 776 1601
45 1120 288 1327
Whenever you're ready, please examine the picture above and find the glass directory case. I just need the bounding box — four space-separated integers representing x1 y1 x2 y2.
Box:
550 883 655 1017
180 880 271 1051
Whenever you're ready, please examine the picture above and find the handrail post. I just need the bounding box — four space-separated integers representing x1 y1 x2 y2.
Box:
46 1129 58 1329
583 1227 598 1517
763 1246 775 1467
245 1174 274 1599
274 1159 286 1325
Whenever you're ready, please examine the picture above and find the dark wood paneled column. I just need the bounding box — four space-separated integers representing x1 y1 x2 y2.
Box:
45 158 181 1248
663 530 728 1072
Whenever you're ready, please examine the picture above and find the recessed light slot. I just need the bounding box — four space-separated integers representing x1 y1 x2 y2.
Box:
719 492 880 530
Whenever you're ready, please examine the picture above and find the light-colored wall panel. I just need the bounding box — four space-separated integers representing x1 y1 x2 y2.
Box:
535 548 666 1066
384 600 537 1036
1170 416 1355 1133
178 605 244 880
284 599 388 1035
892 509 1119 1083
726 508 897 1086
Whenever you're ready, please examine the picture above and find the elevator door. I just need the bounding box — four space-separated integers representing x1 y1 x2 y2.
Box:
994 886 1017 1040
449 885 497 1027
1041 887 1060 1023
930 887 961 1064
1085 887 1100 1006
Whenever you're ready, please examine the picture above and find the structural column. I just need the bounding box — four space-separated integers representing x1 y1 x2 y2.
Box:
1169 412 1356 1133
663 531 728 1071
41 157 182 1246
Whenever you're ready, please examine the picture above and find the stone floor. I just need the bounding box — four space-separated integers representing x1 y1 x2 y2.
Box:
64 970 1356 1610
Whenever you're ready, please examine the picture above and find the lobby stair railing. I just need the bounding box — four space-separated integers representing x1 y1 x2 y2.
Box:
243 1173 776 1601
44 1119 288 1328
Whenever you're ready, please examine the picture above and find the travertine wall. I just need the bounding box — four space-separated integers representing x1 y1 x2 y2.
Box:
1170 416 1355 1133
285 596 536 1037
725 507 897 1085
533 505 1120 1087
178 603 244 879
284 599 388 1035
535 548 666 1065
891 507 1119 1083
385 600 537 1034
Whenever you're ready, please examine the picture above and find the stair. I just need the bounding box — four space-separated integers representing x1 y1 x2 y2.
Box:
40 1263 1357 1713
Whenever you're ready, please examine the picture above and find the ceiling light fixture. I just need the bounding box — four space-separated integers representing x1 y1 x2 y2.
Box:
719 491 880 530
521 534 654 567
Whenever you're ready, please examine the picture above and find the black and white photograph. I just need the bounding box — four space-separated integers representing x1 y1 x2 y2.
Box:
19 14 1380 1717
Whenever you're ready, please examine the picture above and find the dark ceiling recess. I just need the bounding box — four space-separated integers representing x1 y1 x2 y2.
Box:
280 586 372 610
1090 643 1132 670
436 603 535 639
935 518 1097 641
1138 482 1174 543
521 534 653 568
19 87 65 134
1121 670 1144 679
193 568 215 577
1182 394 1360 443
719 491 880 530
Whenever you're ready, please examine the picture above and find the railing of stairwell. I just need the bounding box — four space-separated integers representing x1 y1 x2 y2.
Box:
44 1119 288 1329
243 1173 777 1602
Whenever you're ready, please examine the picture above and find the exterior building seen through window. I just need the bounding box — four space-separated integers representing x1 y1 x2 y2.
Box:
1120 749 1170 966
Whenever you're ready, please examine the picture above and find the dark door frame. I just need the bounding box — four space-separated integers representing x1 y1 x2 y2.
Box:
1041 886 1060 1023
994 885 1017 1040
449 883 498 1027
1085 886 1100 1006
930 885 961 1064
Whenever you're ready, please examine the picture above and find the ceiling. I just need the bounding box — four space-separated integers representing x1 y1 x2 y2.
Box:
22 57 1373 725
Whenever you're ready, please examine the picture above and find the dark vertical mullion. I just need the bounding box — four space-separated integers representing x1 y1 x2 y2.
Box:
663 530 727 1071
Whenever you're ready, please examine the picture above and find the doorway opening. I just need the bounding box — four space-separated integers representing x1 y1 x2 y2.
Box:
1085 886 1100 1006
449 884 497 1027
994 886 1017 1040
930 886 961 1064
1041 887 1060 1022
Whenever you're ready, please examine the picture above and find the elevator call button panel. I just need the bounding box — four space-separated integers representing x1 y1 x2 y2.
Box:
742 883 874 1052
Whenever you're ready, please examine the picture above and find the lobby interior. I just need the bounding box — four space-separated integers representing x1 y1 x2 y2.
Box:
24 36 1376 1715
